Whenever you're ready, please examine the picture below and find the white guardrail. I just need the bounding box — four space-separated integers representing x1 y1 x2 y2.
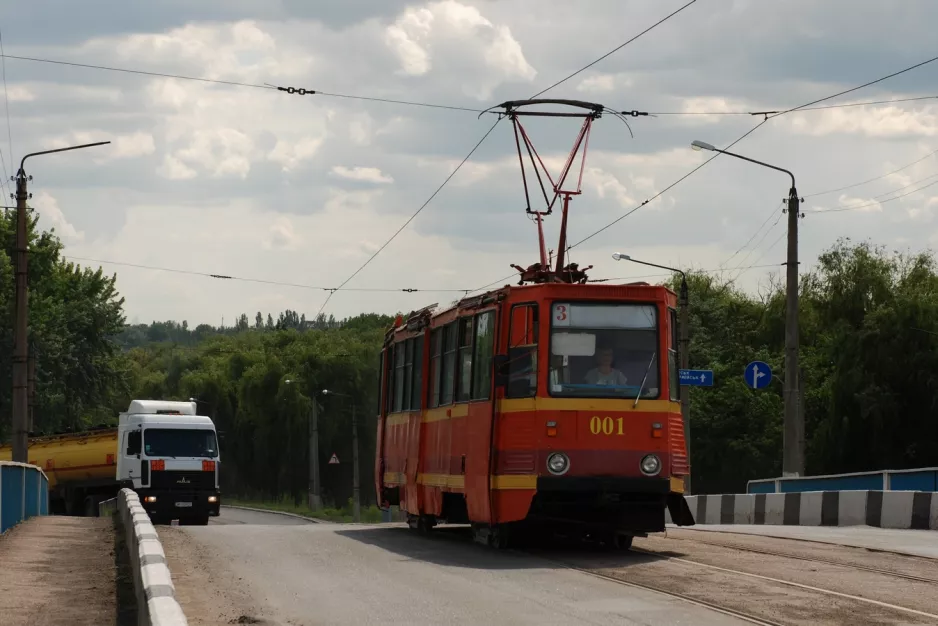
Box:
103 488 188 626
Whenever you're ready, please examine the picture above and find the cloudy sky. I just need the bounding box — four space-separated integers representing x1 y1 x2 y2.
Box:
1 0 937 326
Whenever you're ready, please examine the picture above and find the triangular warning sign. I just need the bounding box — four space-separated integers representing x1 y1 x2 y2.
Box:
328 453 340 464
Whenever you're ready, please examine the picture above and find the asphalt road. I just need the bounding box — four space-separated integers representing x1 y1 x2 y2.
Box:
169 509 753 626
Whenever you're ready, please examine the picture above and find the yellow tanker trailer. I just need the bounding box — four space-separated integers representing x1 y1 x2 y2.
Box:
0 428 120 516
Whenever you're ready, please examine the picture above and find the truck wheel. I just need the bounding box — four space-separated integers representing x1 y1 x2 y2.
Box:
84 496 97 517
192 515 210 526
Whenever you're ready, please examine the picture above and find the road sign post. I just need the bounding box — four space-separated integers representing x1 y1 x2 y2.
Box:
744 361 772 390
678 369 713 387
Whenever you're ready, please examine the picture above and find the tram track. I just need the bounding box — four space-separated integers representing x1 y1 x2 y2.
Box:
663 533 938 585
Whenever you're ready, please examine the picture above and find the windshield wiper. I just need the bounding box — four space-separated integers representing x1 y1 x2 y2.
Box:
633 352 657 408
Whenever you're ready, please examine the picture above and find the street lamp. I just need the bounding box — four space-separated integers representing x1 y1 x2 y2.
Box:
691 139 803 477
321 389 360 523
612 253 692 493
11 141 110 463
284 379 324 512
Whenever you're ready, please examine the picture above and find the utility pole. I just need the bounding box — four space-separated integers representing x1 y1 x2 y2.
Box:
308 400 322 511
351 403 360 523
783 186 804 476
12 168 29 462
678 280 691 493
10 141 110 463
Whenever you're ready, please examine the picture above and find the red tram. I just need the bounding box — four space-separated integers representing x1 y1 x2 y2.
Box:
373 99 696 548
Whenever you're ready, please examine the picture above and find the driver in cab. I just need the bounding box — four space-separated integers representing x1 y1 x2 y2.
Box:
585 347 628 386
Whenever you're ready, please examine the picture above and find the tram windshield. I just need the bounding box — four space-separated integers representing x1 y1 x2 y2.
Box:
548 302 659 399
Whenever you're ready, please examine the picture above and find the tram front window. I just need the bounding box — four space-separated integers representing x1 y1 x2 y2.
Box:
548 302 659 399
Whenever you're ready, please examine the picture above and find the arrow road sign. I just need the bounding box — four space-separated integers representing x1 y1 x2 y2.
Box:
328 453 340 464
679 369 713 387
744 361 772 390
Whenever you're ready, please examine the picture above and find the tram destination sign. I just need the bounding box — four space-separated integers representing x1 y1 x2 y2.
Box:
679 369 713 387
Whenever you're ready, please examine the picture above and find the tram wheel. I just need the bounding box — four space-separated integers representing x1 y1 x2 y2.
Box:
613 534 633 551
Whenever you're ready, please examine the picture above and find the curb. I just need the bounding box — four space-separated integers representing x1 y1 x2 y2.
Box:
667 491 938 530
222 504 327 523
118 488 188 625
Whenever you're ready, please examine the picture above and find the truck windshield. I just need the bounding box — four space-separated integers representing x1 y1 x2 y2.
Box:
549 302 659 399
144 429 218 458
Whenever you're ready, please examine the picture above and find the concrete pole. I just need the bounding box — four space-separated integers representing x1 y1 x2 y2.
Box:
783 188 804 477
12 169 29 463
309 401 323 511
352 404 361 523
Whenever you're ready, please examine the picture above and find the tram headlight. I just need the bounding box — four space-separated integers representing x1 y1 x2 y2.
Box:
547 452 570 475
640 454 661 476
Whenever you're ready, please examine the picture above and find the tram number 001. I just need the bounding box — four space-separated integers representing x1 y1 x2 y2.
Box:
589 416 625 436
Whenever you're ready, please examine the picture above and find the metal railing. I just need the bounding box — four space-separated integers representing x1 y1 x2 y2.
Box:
747 467 938 494
0 461 50 534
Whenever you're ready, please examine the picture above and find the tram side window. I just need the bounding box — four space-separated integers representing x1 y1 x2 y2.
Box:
403 339 414 410
428 329 442 408
470 311 495 401
393 342 405 412
440 323 457 405
456 317 474 402
669 308 679 402
507 304 538 398
410 335 424 411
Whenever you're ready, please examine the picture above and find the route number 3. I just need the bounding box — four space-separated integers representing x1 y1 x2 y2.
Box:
553 303 570 327
590 416 625 436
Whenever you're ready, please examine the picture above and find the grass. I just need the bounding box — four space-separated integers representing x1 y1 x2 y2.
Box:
225 495 387 523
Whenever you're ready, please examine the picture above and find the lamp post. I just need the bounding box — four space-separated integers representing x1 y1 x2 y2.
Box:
691 139 803 477
284 379 323 511
11 141 110 463
322 389 360 523
612 253 692 492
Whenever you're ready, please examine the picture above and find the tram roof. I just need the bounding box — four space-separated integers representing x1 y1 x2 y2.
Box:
387 281 676 340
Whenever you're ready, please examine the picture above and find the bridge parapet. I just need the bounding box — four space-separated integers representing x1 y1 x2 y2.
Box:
0 461 49 534
747 467 938 494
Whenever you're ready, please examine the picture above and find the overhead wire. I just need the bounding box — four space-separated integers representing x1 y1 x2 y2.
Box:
813 176 938 215
645 94 938 116
728 211 785 284
0 53 486 113
0 30 12 202
314 117 502 316
719 201 784 269
563 52 938 256
529 0 700 98
59 254 474 293
804 147 938 198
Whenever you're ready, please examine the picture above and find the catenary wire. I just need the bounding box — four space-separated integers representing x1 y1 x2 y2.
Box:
0 30 12 201
565 52 938 253
805 147 938 198
59 255 473 293
719 201 784 268
0 53 486 113
530 0 699 98
645 94 938 116
314 117 502 316
813 177 938 214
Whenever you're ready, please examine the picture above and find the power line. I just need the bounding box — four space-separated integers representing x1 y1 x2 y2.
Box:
530 0 699 98
315 117 502 317
0 53 486 113
805 147 938 199
591 262 781 284
60 254 472 293
813 176 938 214
729 213 785 284
720 201 784 268
0 30 11 202
645 94 938 116
567 52 938 252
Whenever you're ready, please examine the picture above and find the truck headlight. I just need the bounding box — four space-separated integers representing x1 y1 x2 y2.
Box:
144 496 157 503
640 454 661 476
547 452 570 475
208 496 218 503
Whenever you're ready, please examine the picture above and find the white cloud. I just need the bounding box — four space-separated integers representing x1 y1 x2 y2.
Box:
33 192 84 242
384 0 536 99
268 138 325 172
576 74 628 93
6 85 36 102
158 155 197 180
330 166 394 184
43 131 155 160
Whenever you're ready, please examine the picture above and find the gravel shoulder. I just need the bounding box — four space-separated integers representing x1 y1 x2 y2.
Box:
0 516 116 626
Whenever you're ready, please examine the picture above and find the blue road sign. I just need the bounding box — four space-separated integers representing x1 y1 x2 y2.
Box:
745 361 772 389
679 369 713 387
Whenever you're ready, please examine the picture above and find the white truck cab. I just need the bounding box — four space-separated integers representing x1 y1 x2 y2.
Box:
117 399 221 524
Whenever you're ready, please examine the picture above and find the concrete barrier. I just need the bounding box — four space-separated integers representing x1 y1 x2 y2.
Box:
116 488 188 625
0 461 49 534
668 491 938 530
748 467 938 494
